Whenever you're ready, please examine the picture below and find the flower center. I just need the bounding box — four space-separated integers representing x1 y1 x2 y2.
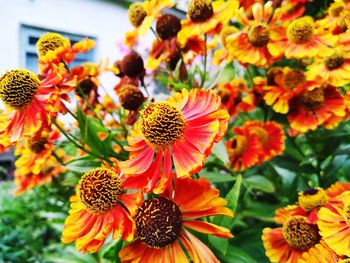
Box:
324 51 344 70
299 88 324 110
36 32 66 58
188 0 214 22
135 197 183 248
266 67 283 86
156 14 181 40
282 216 320 250
76 78 97 97
140 102 185 147
229 135 247 156
329 2 344 17
250 127 268 144
287 17 314 44
0 69 39 109
343 203 350 226
117 84 145 111
298 188 329 212
283 70 306 90
247 23 270 47
120 52 145 78
79 168 122 214
128 2 147 27
29 137 48 153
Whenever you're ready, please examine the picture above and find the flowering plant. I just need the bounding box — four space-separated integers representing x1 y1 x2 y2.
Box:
2 0 350 262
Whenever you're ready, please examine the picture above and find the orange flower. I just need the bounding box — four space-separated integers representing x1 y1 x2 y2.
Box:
212 25 238 65
262 215 331 263
226 2 282 67
36 32 95 72
61 167 142 253
177 0 238 46
119 88 229 193
317 191 350 257
262 67 306 114
287 82 345 133
306 48 350 86
269 16 338 59
241 120 285 162
119 177 233 263
226 127 262 171
0 69 61 150
216 79 255 117
125 0 175 48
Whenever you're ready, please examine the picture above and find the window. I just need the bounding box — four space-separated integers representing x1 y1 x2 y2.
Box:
20 25 96 72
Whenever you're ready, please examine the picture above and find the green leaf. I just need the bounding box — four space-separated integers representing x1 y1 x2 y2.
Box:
244 175 275 193
208 235 229 257
98 238 123 263
221 246 258 263
212 141 229 164
199 170 235 183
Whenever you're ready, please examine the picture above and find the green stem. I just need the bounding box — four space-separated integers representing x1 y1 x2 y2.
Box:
200 34 208 88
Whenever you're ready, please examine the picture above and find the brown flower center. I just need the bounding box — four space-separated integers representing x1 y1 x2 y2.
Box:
282 216 320 250
29 137 48 153
135 197 183 248
140 102 185 147
343 203 350 226
250 126 268 144
283 70 306 90
247 23 270 47
266 67 283 86
117 84 145 111
329 2 344 17
120 52 145 78
79 168 122 214
76 78 97 97
156 14 181 40
299 88 324 110
188 0 214 22
324 51 344 70
287 17 314 44
298 188 329 212
0 69 39 109
36 32 66 58
128 2 147 27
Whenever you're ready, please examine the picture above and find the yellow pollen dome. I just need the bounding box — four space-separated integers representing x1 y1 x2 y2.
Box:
299 88 325 110
135 197 183 248
140 102 185 147
78 168 122 214
247 23 270 47
282 216 320 250
298 188 329 212
250 126 268 145
287 17 314 44
36 32 67 58
0 69 39 109
188 0 214 22
324 51 344 70
128 2 147 27
283 70 306 90
229 135 248 156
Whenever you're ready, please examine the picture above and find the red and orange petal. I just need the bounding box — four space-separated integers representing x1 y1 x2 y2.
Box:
299 241 340 263
177 0 238 46
326 181 350 200
226 131 262 171
268 25 338 59
317 191 350 257
241 120 285 162
61 191 139 253
287 84 345 133
119 89 229 193
274 205 308 224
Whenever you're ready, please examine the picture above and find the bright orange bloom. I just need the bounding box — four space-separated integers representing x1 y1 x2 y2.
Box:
307 48 350 86
241 120 285 162
269 16 338 59
317 191 350 257
299 242 340 263
125 0 175 48
36 32 95 72
226 2 282 67
0 69 63 150
61 167 142 253
119 88 229 193
216 79 255 117
287 82 345 133
119 177 233 263
262 67 307 114
212 25 238 65
226 127 262 171
177 0 238 46
262 216 331 263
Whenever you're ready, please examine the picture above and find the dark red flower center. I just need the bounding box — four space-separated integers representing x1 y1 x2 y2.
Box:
156 14 181 40
188 0 214 22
